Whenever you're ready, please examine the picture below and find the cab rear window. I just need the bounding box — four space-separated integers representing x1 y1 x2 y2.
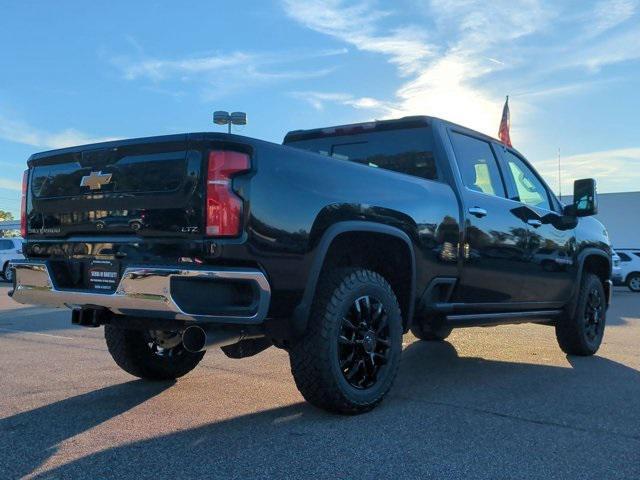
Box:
286 127 438 181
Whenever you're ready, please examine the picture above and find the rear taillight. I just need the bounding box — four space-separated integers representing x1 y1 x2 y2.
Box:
206 150 250 237
20 170 27 237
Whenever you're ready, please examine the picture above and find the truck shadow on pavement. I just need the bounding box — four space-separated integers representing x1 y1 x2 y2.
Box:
4 340 639 480
0 380 174 479
0 305 76 336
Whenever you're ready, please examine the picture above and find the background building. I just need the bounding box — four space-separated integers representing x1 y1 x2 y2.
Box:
562 191 640 249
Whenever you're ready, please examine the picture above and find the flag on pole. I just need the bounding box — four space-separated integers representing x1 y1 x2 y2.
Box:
498 95 512 147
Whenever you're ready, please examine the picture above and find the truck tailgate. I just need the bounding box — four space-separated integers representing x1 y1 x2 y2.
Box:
26 135 203 238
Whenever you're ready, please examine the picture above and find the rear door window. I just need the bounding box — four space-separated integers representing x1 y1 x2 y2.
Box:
449 132 505 197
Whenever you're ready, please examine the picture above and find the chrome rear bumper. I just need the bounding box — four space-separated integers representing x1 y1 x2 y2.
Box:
10 261 271 324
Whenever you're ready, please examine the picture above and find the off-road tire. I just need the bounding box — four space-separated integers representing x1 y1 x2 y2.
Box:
289 268 403 414
555 273 606 356
410 320 452 341
105 325 205 380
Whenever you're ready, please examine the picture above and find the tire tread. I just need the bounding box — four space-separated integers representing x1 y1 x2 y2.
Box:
555 273 605 356
289 268 402 414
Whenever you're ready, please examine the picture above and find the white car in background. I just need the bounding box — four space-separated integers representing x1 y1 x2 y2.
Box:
0 237 24 283
614 249 640 292
612 251 622 285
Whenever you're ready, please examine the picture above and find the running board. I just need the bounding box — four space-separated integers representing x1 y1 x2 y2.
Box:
444 310 562 328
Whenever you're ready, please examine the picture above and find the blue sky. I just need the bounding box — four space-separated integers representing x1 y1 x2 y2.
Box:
1 0 639 216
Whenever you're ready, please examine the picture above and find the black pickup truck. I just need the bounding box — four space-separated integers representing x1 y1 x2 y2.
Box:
11 116 612 414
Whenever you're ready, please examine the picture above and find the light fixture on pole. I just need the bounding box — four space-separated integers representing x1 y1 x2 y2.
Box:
213 111 248 134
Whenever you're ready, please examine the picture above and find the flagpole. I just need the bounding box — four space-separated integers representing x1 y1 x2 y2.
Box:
558 147 562 198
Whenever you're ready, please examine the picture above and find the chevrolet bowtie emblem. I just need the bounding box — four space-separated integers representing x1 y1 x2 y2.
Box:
80 171 112 190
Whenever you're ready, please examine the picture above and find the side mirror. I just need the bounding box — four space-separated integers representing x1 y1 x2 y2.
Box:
566 178 598 217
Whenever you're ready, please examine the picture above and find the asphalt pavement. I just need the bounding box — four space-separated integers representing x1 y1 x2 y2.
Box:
0 284 638 479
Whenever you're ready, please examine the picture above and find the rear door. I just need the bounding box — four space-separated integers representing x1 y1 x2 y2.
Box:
448 130 533 304
26 136 203 238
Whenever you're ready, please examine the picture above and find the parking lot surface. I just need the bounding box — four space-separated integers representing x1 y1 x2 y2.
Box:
0 285 638 479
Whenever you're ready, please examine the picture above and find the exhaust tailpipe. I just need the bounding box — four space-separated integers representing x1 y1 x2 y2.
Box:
182 325 261 353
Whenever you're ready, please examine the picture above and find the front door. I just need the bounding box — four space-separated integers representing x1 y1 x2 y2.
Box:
496 148 575 303
448 131 533 304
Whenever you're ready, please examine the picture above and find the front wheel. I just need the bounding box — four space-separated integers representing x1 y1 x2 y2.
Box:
555 273 606 356
627 273 640 292
105 326 205 380
289 268 403 414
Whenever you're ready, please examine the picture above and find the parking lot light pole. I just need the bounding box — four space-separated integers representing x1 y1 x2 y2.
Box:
213 111 248 134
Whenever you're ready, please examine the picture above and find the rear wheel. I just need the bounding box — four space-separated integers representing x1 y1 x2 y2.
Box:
555 273 606 356
105 326 205 380
627 273 640 292
289 268 403 414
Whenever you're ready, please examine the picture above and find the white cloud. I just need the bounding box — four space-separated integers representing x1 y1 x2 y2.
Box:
243 66 336 82
282 0 433 75
290 91 352 110
513 78 619 99
283 0 554 135
283 0 640 138
535 147 640 195
591 0 637 35
565 27 640 71
113 45 348 100
0 178 22 191
120 52 251 81
0 113 119 150
290 91 395 112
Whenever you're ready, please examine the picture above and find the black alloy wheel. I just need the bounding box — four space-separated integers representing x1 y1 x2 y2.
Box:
555 272 606 356
289 268 403 414
583 287 604 343
338 295 392 389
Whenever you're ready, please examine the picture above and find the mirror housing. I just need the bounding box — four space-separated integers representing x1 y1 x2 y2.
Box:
565 178 598 217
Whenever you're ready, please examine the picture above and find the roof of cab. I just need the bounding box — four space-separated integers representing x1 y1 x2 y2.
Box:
283 116 431 143
282 115 505 146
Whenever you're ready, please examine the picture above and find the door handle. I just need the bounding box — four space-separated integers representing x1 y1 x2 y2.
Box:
468 207 487 218
527 219 542 228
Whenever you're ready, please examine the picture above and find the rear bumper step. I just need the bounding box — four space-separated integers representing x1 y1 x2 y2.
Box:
10 261 270 324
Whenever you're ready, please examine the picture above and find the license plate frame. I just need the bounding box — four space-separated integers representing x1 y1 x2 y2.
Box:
87 259 120 293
